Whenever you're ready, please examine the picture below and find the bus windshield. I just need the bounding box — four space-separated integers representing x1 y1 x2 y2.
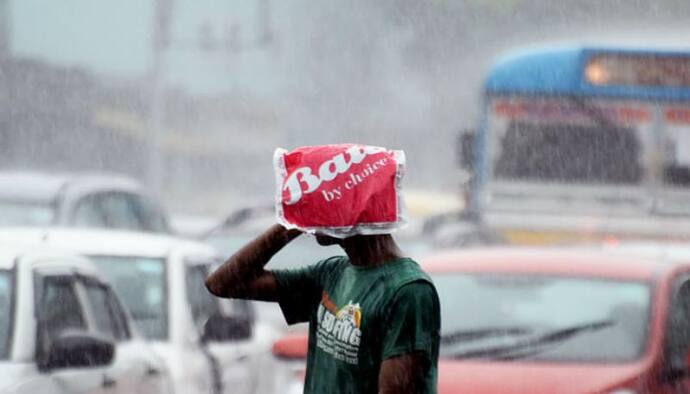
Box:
487 97 690 194
494 121 642 184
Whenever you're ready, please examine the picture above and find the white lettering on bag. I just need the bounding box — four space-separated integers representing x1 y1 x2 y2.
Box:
283 145 385 205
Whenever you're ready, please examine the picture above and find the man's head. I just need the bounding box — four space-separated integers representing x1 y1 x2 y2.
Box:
315 233 395 246
315 233 402 265
315 234 387 248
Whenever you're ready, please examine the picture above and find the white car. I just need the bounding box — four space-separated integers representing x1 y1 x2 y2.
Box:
0 243 170 394
0 228 274 394
0 171 170 233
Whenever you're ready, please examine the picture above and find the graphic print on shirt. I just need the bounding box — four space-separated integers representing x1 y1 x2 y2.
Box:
316 291 362 365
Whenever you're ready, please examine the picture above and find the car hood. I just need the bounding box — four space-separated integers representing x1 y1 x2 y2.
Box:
437 359 644 394
0 364 22 392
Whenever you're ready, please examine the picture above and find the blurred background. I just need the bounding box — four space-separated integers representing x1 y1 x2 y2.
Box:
6 3 690 394
4 0 689 217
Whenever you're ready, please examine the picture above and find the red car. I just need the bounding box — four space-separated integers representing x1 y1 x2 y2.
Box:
272 247 690 394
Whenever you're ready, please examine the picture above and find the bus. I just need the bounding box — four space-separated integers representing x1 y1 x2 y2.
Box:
460 45 690 244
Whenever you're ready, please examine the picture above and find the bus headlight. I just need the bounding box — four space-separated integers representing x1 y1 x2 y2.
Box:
585 61 610 85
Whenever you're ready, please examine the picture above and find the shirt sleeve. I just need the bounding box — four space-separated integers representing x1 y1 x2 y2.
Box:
271 257 340 325
381 280 441 362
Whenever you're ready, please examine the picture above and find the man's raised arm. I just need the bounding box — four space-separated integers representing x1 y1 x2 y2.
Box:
205 224 301 301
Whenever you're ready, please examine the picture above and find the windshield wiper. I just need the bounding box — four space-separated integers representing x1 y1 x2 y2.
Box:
450 320 615 360
441 327 532 345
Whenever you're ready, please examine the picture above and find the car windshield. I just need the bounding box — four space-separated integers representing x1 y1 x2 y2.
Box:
0 200 55 226
90 256 167 340
0 270 13 360
436 273 651 363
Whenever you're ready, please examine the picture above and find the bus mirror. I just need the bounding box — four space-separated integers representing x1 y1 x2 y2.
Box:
457 130 475 171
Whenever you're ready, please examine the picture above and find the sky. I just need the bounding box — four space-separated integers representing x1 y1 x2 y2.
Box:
11 0 285 95
12 0 153 75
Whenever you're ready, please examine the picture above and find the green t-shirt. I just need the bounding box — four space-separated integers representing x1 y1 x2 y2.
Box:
273 256 440 394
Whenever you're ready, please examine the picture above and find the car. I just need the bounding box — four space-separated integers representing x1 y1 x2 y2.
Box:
0 242 170 394
270 246 690 393
420 210 505 248
0 228 271 394
0 171 170 233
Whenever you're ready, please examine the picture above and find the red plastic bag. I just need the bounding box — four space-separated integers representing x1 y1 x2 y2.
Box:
274 144 406 238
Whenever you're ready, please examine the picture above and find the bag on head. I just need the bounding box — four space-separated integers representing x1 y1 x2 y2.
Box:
274 144 407 238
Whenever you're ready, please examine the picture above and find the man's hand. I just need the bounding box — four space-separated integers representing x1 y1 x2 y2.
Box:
378 352 429 394
205 224 301 301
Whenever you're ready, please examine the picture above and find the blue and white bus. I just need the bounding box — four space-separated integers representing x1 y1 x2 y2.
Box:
463 45 690 244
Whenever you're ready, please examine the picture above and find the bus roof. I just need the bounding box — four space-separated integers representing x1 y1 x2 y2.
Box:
484 45 690 101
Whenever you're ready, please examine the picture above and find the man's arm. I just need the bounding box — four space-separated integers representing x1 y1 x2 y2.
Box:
205 224 301 301
379 281 440 393
378 352 428 394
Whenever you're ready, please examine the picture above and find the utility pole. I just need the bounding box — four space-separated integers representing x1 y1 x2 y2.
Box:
147 0 173 195
146 0 273 194
257 0 272 45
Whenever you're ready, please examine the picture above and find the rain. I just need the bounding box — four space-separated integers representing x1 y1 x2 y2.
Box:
2 0 690 393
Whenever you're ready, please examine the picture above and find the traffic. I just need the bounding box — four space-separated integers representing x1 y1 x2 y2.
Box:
2 45 690 393
3 2 690 393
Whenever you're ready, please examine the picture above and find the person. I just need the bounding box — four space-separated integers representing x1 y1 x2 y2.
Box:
205 223 440 394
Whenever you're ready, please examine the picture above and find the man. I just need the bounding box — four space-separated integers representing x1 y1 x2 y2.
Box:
205 224 440 393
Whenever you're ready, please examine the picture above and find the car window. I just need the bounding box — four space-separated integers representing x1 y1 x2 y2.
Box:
82 281 123 341
229 298 254 323
185 263 221 331
90 256 168 340
0 270 14 360
130 194 169 233
72 194 107 227
38 277 87 350
99 193 144 231
106 288 132 341
665 279 690 368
